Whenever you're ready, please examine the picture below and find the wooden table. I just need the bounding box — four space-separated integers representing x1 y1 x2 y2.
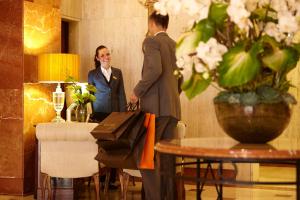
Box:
156 137 300 200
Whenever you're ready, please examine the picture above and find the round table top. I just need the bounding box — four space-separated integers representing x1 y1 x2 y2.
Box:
155 137 300 160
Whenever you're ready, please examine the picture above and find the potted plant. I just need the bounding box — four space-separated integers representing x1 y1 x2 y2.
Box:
154 0 300 143
66 76 97 122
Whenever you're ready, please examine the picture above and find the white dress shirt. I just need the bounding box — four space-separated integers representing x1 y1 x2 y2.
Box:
101 66 112 82
154 31 166 36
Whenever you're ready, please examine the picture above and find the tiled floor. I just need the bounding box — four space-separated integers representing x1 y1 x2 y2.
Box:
0 183 296 200
0 166 297 200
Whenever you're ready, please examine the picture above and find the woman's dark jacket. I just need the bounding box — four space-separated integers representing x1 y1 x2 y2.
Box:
88 67 127 113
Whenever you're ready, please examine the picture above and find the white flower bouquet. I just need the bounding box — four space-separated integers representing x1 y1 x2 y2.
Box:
155 0 300 105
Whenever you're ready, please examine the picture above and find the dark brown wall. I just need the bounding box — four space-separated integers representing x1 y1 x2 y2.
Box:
0 0 24 195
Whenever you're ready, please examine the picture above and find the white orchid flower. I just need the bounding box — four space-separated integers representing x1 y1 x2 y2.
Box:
196 38 227 71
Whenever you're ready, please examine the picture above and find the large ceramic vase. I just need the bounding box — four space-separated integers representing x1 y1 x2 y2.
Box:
214 102 291 143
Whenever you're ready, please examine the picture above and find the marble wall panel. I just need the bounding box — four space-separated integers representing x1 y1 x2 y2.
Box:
23 83 56 149
0 0 24 195
0 178 23 195
0 89 23 119
25 0 61 8
24 55 38 83
0 0 23 89
0 119 23 179
24 1 61 55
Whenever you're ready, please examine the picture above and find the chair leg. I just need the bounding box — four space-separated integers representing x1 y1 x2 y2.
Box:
93 173 100 200
104 169 111 196
119 171 130 200
41 173 47 200
118 169 124 195
178 156 185 200
46 175 52 200
132 176 136 186
88 176 92 187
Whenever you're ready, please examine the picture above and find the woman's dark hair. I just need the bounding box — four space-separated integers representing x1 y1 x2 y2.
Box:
149 11 169 29
94 45 107 69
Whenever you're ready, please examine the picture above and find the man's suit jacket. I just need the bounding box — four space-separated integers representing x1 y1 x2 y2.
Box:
88 67 127 114
134 32 181 120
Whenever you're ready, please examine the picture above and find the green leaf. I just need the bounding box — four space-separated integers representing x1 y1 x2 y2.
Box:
82 93 90 99
182 74 211 99
262 48 298 73
208 2 228 27
292 43 300 54
65 76 78 83
261 35 299 73
86 84 97 93
89 94 96 102
218 42 263 87
74 85 82 92
250 8 277 22
176 19 215 58
261 35 280 50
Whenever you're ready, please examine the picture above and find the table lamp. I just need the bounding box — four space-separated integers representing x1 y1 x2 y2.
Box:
38 53 80 122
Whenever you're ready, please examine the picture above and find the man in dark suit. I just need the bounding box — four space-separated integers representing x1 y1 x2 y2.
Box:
131 12 182 200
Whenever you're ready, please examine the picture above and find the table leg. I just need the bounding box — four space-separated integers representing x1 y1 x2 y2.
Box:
297 160 300 200
196 159 201 200
218 162 223 200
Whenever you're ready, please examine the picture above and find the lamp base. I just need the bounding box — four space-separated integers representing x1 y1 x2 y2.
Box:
51 115 65 123
52 83 65 123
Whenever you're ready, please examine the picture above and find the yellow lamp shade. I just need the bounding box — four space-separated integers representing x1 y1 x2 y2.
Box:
38 53 80 82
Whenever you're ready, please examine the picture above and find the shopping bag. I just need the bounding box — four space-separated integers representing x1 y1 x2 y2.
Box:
95 110 147 169
96 110 146 151
139 113 155 169
90 111 136 140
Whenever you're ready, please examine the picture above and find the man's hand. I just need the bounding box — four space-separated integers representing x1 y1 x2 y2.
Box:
130 93 139 104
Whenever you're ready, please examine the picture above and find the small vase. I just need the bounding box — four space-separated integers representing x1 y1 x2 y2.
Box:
75 104 88 122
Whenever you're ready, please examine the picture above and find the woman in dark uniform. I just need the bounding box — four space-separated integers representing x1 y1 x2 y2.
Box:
88 45 127 116
88 45 127 189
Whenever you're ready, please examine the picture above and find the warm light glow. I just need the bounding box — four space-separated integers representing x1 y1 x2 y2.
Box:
24 84 56 135
24 1 61 55
38 54 80 82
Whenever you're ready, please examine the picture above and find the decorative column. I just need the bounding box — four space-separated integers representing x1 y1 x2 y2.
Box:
0 0 25 195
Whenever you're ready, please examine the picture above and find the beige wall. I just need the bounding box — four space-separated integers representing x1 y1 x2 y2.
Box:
61 0 82 20
74 0 300 139
78 0 148 108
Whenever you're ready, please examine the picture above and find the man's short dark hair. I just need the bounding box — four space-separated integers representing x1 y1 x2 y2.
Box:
149 11 169 29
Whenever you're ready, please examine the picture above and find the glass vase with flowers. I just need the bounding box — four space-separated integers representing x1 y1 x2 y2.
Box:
66 76 97 122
